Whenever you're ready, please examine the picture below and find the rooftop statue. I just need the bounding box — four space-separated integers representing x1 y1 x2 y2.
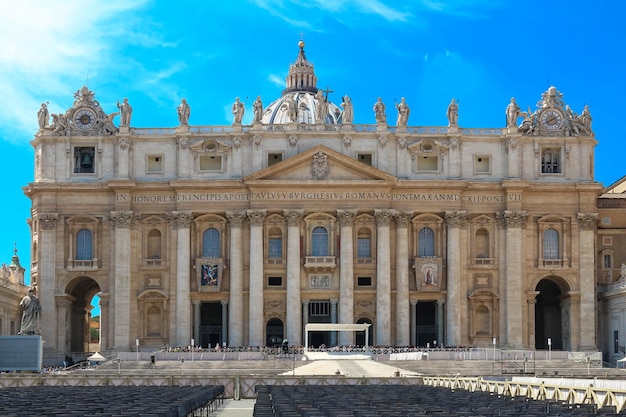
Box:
340 95 353 124
117 98 132 127
232 97 245 124
446 98 458 127
373 97 386 124
37 103 49 130
178 99 190 126
315 90 328 123
252 96 263 123
505 97 521 127
396 97 410 127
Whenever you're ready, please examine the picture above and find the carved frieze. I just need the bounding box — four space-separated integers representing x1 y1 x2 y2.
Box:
445 211 468 228
394 211 413 228
169 212 194 229
225 211 246 228
284 209 304 226
247 209 267 227
577 213 598 230
374 209 394 227
110 211 138 228
337 209 357 227
496 210 527 228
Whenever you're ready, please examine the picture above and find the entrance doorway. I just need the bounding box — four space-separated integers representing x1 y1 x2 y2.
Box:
416 301 437 347
200 302 223 348
535 278 565 350
266 318 284 347
65 277 101 353
355 318 373 347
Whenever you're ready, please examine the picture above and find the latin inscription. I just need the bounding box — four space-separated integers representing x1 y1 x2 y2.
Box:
116 192 522 204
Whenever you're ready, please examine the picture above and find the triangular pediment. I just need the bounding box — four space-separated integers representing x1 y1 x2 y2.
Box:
244 145 397 184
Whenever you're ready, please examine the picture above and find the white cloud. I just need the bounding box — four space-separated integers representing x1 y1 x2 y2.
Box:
0 0 154 142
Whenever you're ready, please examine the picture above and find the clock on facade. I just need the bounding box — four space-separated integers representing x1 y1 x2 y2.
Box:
73 108 97 130
539 109 564 130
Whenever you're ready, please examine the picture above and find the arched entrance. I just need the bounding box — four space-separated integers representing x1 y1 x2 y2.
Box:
535 277 568 350
266 318 284 347
65 276 101 354
355 318 373 347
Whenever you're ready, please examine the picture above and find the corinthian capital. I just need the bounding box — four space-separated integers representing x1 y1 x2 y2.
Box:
38 213 59 230
394 211 413 228
577 213 598 230
496 210 527 228
374 209 395 227
337 209 357 227
247 209 267 227
284 209 304 226
169 211 194 229
445 211 468 228
225 211 246 228
111 211 137 228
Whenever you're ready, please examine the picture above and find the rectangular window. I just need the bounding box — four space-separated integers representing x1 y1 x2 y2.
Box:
199 155 223 171
602 217 612 225
268 238 282 259
147 155 164 173
74 147 95 174
604 254 613 269
268 153 283 167
357 276 372 286
357 238 371 258
417 155 438 171
474 156 490 174
268 276 282 286
309 300 330 317
356 153 372 166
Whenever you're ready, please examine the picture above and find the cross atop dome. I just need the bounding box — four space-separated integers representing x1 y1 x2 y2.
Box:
282 40 318 95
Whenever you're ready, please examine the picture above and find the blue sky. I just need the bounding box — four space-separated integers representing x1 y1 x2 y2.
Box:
0 1 624 316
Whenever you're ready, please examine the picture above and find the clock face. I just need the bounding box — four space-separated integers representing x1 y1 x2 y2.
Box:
74 108 97 130
540 109 564 130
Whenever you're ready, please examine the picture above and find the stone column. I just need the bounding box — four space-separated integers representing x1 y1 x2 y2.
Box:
577 213 598 350
171 211 194 347
445 211 467 347
526 292 539 349
395 211 412 346
284 209 304 345
111 210 136 351
499 210 527 349
99 295 109 351
247 209 266 346
302 299 309 348
225 211 246 347
330 299 338 346
375 209 394 346
56 299 69 354
337 209 357 346
221 300 229 346
410 299 417 347
38 213 58 353
437 299 445 346
193 301 201 346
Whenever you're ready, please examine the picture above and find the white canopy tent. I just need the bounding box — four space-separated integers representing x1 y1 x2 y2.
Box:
304 323 371 352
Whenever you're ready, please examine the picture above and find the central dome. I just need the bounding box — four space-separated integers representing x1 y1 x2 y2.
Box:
261 41 342 125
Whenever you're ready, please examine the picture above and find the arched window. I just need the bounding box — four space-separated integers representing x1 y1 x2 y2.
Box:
311 226 329 256
543 228 559 260
202 228 221 258
76 228 93 260
357 228 371 259
418 227 435 257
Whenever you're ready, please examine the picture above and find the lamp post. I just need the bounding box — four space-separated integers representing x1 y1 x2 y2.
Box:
547 338 552 361
493 337 497 362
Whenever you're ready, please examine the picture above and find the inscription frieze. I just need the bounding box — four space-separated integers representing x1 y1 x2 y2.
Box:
116 191 522 204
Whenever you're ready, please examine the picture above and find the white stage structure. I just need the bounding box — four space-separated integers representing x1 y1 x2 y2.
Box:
304 323 371 352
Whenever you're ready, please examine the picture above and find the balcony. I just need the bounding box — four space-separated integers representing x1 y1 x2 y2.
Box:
144 258 166 267
540 258 565 268
304 256 336 273
473 257 495 266
67 259 98 271
266 258 285 265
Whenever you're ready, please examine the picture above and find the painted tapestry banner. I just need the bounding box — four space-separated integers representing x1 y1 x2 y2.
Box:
196 259 223 292
415 257 442 292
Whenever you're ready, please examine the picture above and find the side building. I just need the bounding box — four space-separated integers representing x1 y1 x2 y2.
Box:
597 177 626 364
0 247 29 335
25 41 601 361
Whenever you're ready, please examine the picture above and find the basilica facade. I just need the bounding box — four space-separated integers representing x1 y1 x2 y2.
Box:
25 42 601 360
